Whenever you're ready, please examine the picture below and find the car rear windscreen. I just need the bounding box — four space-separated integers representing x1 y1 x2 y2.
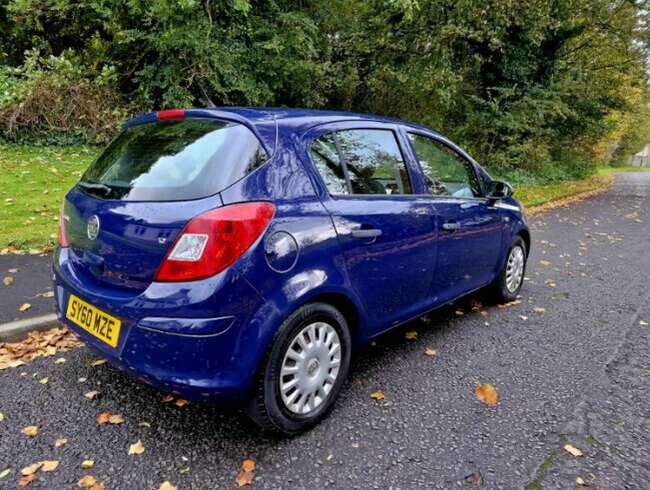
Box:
79 119 268 201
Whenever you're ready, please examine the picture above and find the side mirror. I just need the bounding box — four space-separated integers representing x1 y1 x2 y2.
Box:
485 180 513 202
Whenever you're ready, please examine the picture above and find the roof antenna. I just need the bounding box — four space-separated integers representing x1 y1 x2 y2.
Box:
197 82 217 108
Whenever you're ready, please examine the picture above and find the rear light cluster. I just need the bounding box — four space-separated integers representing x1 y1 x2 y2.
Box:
155 202 275 282
58 200 69 247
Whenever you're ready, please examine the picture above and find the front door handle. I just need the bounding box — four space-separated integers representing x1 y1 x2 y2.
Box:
442 221 460 231
351 228 382 239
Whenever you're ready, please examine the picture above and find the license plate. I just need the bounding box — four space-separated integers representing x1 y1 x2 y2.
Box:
66 294 121 348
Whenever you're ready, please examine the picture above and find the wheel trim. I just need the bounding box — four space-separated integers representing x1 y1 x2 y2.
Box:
505 245 525 293
279 321 341 415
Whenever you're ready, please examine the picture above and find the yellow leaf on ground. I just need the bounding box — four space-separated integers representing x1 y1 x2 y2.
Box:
539 260 552 267
174 398 189 407
19 303 31 312
88 359 106 367
41 460 59 472
640 320 648 326
370 391 385 400
563 444 583 457
128 440 145 456
404 331 418 340
162 394 174 403
84 391 100 400
0 468 11 478
39 377 48 385
54 438 68 447
3 276 13 286
109 414 124 424
235 459 256 487
0 412 4 422
90 483 105 490
576 476 587 486
18 474 37 487
81 460 94 469
20 463 42 476
533 307 546 313
159 482 177 490
424 348 437 357
54 358 66 364
475 383 498 406
77 475 97 488
21 426 38 438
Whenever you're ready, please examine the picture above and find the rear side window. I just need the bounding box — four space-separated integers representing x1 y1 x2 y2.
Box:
80 119 267 201
309 128 412 195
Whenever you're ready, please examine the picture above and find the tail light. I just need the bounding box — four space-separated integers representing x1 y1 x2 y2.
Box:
57 200 69 247
155 202 275 282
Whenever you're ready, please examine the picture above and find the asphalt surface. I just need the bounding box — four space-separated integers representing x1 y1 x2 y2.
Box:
0 173 649 489
0 253 54 323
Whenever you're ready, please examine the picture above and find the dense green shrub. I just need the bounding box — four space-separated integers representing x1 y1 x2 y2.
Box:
0 0 647 181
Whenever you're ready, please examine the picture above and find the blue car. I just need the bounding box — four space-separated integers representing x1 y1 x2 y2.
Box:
53 107 529 434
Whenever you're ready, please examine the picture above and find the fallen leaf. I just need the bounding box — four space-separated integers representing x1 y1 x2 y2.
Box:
84 391 100 400
96 412 111 425
18 474 37 487
36 291 54 298
3 276 13 286
174 398 189 407
128 440 145 456
539 260 552 267
178 467 190 474
0 468 11 478
20 463 42 476
159 482 177 490
81 460 94 469
0 412 4 422
424 348 437 357
533 307 546 313
109 414 124 424
21 426 38 438
564 444 583 457
162 394 174 403
138 421 151 428
88 359 106 367
351 442 359 448
54 358 66 364
54 438 68 447
497 299 522 309
8 268 18 273
39 377 48 385
41 461 59 472
519 315 529 321
90 484 105 490
235 459 256 487
404 331 418 340
19 303 31 312
640 320 648 326
465 472 483 486
576 476 587 486
77 475 97 488
370 391 385 400
475 383 498 406
78 377 87 383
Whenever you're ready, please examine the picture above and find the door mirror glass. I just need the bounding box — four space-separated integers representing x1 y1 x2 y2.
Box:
485 180 513 200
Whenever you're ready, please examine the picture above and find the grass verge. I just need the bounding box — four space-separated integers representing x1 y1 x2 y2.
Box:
0 145 97 251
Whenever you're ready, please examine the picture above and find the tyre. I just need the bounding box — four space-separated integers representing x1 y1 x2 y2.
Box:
246 302 352 435
490 236 527 303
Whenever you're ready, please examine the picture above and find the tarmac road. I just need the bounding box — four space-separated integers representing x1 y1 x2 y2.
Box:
0 172 648 489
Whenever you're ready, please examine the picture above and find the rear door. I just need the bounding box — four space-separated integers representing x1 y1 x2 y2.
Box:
64 118 268 291
304 122 438 334
403 131 504 303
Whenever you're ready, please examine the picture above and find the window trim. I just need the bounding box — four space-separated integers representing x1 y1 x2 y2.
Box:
405 129 487 199
308 126 415 198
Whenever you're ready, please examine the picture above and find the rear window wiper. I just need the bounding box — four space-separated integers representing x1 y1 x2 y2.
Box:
78 181 112 196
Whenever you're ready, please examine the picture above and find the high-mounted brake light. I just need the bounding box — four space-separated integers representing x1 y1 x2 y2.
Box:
156 109 185 121
155 202 275 282
57 199 69 247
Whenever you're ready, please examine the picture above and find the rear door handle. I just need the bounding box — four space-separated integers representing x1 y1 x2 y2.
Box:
351 228 382 239
442 221 460 231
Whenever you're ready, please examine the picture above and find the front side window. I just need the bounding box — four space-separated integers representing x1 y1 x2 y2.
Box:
408 133 481 198
310 128 412 196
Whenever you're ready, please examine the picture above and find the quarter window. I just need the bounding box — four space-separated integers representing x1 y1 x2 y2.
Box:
407 133 481 197
310 129 412 196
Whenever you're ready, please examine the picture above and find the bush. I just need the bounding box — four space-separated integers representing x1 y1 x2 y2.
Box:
0 51 132 145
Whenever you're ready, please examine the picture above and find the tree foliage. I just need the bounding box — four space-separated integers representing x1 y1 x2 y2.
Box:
0 0 648 179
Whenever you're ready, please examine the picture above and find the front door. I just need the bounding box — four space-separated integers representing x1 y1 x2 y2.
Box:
404 131 504 303
306 125 438 333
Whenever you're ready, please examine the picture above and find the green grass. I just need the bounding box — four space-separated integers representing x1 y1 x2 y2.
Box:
0 144 98 250
515 174 613 208
596 165 650 176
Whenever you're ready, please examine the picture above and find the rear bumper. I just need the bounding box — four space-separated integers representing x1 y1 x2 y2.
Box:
53 247 268 402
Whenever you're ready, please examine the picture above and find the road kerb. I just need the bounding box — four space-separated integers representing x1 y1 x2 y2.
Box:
0 314 60 342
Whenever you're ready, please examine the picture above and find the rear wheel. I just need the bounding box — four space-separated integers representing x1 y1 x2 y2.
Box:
246 302 351 435
490 236 527 303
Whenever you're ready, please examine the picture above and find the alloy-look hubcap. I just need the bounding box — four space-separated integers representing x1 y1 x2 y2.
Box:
505 245 525 292
279 321 341 415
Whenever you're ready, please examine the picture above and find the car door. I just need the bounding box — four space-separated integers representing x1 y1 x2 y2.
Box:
403 130 504 304
304 123 438 334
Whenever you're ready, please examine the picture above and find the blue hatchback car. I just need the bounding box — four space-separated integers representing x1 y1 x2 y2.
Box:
54 107 529 434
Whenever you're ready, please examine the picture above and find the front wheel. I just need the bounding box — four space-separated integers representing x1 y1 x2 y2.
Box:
246 302 351 435
490 236 527 303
